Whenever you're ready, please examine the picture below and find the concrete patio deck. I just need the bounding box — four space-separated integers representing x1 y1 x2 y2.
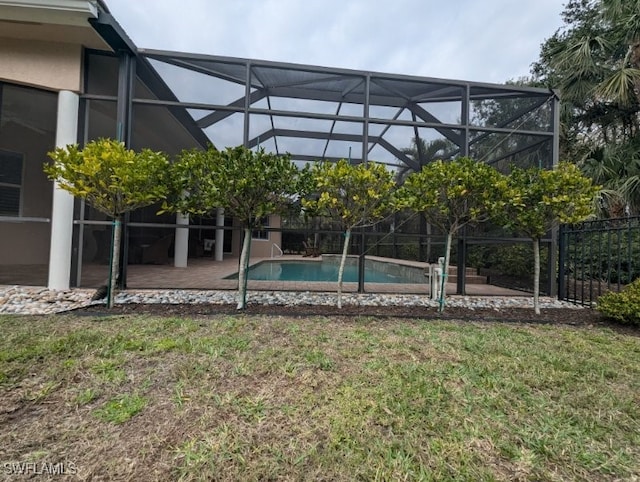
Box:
0 255 528 297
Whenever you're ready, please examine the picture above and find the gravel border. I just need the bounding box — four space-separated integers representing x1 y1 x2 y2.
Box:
0 285 584 315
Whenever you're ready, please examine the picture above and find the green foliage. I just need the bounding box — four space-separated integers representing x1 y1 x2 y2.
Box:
533 0 640 120
303 349 335 371
45 138 170 218
562 220 640 285
395 157 505 311
581 137 640 216
532 0 640 213
301 159 396 308
467 244 551 294
302 159 396 231
164 145 301 309
45 138 170 308
165 145 301 227
397 243 420 261
597 278 640 325
74 388 98 406
394 157 505 234
500 162 598 314
501 162 598 238
94 393 147 424
468 244 541 278
396 136 454 182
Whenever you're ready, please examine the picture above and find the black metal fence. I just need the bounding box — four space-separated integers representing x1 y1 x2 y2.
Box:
558 216 640 306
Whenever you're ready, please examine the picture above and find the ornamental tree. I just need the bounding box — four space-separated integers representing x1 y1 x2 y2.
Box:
164 145 301 309
395 157 505 312
45 138 170 308
302 160 396 308
500 162 598 314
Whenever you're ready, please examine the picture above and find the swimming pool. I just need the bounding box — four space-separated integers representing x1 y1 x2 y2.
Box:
226 259 421 284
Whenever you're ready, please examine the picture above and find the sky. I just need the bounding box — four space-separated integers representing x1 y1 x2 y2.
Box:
103 0 566 85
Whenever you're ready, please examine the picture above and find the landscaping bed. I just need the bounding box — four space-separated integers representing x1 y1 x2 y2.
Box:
72 302 638 334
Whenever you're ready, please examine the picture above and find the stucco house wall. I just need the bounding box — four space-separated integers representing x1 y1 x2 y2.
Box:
0 38 83 92
230 215 283 259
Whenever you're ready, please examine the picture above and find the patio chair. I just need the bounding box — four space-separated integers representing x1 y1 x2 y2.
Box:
302 239 320 257
141 234 173 264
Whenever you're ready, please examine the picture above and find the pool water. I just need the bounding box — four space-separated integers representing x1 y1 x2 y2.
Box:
227 260 416 283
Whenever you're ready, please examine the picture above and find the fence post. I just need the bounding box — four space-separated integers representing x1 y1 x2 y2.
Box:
557 224 566 301
456 234 466 295
358 229 365 293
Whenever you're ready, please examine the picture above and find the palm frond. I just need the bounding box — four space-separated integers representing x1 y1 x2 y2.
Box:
619 175 640 209
602 0 640 42
562 73 600 104
553 35 611 74
623 12 640 43
601 0 627 23
595 67 640 105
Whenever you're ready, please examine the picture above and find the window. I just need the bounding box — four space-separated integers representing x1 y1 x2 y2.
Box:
0 150 23 216
252 216 269 240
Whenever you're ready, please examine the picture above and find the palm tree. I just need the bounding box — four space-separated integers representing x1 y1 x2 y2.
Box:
581 138 640 216
394 136 453 262
539 0 640 216
396 137 451 183
552 27 638 139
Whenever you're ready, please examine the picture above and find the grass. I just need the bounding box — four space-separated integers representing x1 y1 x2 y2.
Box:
0 313 638 481
93 393 148 424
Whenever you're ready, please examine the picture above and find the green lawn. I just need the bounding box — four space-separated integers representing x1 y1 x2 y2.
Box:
0 313 638 481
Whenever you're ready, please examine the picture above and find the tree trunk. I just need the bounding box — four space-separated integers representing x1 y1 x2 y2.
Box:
237 227 252 310
337 229 351 309
107 216 122 309
426 222 432 262
438 231 453 313
533 237 541 315
313 217 321 249
630 41 640 100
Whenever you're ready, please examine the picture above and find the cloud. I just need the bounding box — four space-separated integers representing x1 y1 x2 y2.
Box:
106 0 564 84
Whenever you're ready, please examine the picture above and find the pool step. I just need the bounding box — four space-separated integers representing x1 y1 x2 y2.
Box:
445 265 487 285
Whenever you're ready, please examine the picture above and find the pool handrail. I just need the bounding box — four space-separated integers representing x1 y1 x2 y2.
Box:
271 243 283 258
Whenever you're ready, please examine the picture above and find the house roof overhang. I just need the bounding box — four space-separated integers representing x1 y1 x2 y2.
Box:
0 0 109 49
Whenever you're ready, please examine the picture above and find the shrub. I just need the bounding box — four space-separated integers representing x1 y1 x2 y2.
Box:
468 244 535 277
597 278 640 325
467 244 549 283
